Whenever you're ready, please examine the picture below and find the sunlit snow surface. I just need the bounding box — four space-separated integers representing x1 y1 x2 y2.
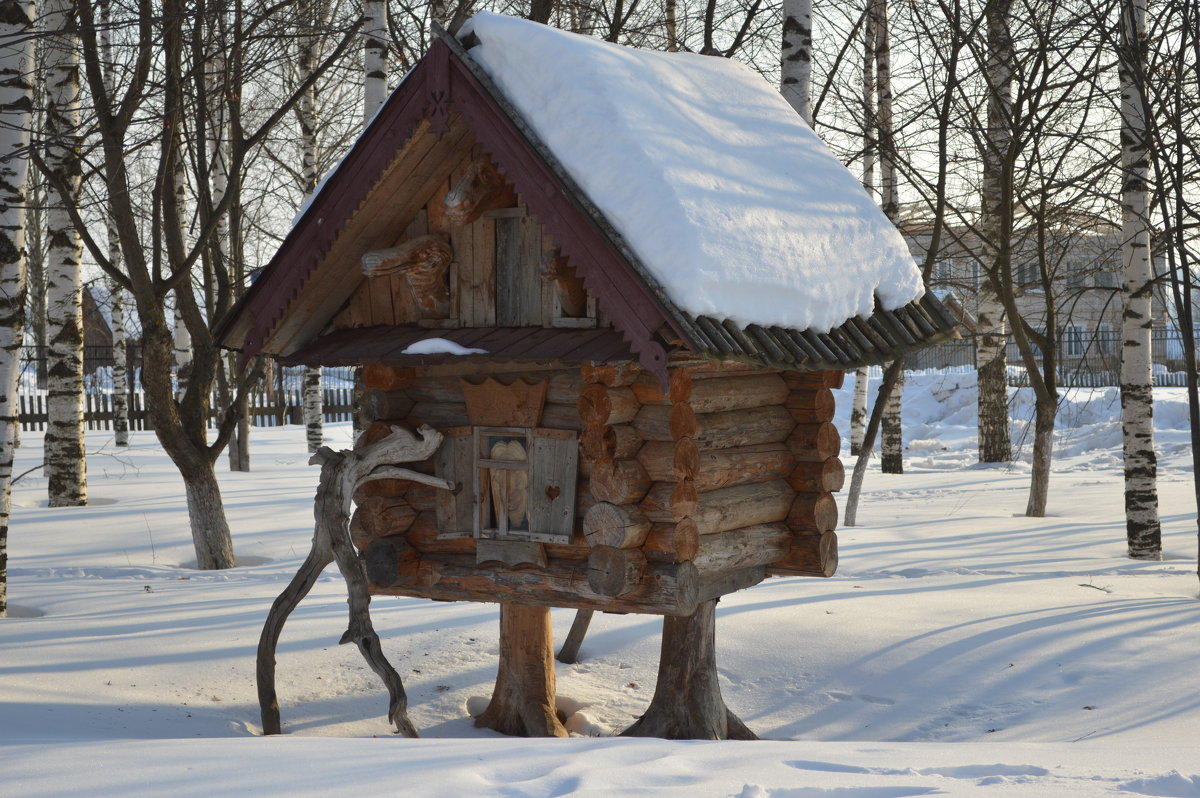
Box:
3 372 1199 796
461 12 924 332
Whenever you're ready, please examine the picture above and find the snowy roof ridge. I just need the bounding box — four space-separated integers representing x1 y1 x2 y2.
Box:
459 13 927 334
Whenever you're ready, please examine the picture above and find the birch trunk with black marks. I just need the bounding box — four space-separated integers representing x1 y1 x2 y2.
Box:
780 0 813 124
976 0 1014 464
110 281 130 446
873 0 903 475
880 366 903 473
845 358 904 527
362 1 386 121
0 0 36 617
1117 0 1160 559
298 0 323 453
100 1 128 447
43 0 86 507
850 368 869 456
622 600 756 740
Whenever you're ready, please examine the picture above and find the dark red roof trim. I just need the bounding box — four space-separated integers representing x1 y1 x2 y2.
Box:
276 326 634 368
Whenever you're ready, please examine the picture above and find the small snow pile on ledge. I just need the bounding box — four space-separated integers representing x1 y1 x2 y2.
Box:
461 13 924 332
401 338 487 356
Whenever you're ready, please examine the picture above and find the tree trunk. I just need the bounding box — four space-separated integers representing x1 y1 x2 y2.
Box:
977 0 1014 465
880 366 903 473
297 5 323 454
182 458 237 570
1026 396 1055 517
0 0 35 617
622 599 756 740
1117 0 1160 559
845 358 904 527
43 0 87 507
110 283 130 446
850 367 869 455
780 0 813 124
474 604 568 737
303 367 323 453
362 1 387 122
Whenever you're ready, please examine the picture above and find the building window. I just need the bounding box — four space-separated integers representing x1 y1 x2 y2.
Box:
1063 324 1086 357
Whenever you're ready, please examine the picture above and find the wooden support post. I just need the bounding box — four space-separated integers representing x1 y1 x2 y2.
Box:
621 599 756 740
474 604 569 737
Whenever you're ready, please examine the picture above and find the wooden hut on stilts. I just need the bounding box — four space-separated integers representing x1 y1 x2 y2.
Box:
218 12 957 740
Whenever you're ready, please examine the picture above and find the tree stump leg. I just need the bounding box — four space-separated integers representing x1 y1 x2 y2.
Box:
256 542 334 735
330 517 418 738
621 599 757 740
475 604 568 737
556 609 594 664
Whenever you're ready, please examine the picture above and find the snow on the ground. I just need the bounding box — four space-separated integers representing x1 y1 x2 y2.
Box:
2 371 1199 796
463 12 924 331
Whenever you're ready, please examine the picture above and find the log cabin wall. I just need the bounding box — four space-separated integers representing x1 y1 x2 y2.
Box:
350 360 843 616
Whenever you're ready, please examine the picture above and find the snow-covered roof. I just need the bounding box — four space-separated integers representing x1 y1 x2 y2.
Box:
460 12 925 333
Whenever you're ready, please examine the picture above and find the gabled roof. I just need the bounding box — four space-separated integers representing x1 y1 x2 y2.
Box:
217 16 957 382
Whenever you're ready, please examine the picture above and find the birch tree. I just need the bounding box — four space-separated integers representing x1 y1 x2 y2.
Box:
975 0 1015 465
781 0 813 124
42 0 86 507
1116 0 1160 558
0 0 36 617
300 0 324 454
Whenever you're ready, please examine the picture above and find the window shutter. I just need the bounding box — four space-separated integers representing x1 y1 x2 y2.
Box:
434 426 475 538
526 427 578 540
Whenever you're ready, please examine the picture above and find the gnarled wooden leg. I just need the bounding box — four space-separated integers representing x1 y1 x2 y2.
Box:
475 604 568 737
256 542 334 735
621 599 757 740
556 609 593 664
331 521 418 737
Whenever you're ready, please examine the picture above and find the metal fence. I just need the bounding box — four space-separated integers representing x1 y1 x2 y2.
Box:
905 329 1197 387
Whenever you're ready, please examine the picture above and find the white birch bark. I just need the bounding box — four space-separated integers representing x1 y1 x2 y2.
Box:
43 0 86 507
1117 0 1160 559
362 1 387 123
173 298 191 401
299 0 323 454
874 0 903 474
110 279 129 446
100 0 128 447
780 0 813 125
0 0 36 616
850 367 869 456
976 0 1014 464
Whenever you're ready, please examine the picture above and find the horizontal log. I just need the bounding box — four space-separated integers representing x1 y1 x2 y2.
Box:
767 532 838 577
784 387 836 424
583 501 653 548
681 374 789 414
782 370 844 390
406 401 580 431
581 423 643 463
354 495 418 538
641 519 700 563
787 422 841 462
641 478 793 535
637 441 795 491
404 511 477 554
787 457 845 493
477 539 547 569
359 389 415 425
634 404 795 449
577 384 639 426
581 361 643 387
696 565 767 602
363 535 421 589
404 371 583 406
587 545 647 596
372 554 703 616
787 491 839 534
590 458 652 504
362 365 415 391
692 523 792 574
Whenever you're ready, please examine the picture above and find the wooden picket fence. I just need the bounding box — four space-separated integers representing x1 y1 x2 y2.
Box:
18 387 356 432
